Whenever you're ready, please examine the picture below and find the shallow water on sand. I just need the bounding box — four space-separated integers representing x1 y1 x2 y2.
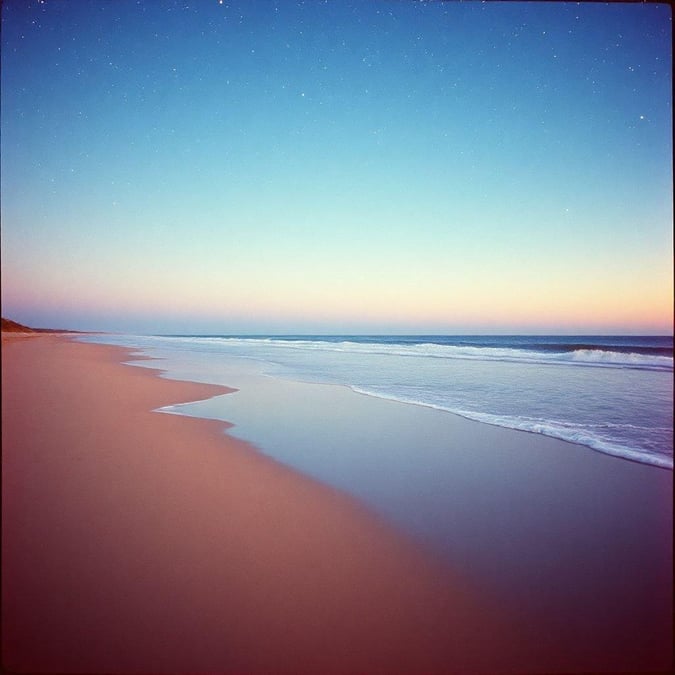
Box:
82 333 673 468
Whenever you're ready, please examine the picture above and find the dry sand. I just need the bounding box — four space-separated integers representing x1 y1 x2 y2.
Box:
2 334 523 674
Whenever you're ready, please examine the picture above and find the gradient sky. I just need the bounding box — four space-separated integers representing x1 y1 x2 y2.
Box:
1 0 672 334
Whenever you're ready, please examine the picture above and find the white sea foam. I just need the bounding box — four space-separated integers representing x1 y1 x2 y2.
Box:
350 386 674 469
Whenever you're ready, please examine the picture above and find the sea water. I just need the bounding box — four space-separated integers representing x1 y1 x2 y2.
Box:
85 334 673 469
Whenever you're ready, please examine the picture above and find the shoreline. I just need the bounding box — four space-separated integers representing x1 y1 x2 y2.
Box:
2 333 522 674
153 361 673 474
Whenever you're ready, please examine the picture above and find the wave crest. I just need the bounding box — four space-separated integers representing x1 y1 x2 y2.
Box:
210 338 673 372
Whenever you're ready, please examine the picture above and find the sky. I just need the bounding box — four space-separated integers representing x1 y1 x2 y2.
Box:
1 0 672 335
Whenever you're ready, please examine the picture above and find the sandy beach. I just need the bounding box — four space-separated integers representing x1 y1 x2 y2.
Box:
3 333 673 674
2 334 527 674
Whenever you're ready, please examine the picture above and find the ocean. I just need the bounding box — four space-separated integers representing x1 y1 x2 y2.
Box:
84 333 673 470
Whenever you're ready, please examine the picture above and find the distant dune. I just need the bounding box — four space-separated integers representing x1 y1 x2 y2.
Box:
1 318 35 333
1 318 80 334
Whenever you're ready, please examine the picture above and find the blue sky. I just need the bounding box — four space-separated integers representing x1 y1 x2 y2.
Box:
1 0 672 334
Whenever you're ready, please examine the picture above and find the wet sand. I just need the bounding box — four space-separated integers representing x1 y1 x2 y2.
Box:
2 334 522 674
